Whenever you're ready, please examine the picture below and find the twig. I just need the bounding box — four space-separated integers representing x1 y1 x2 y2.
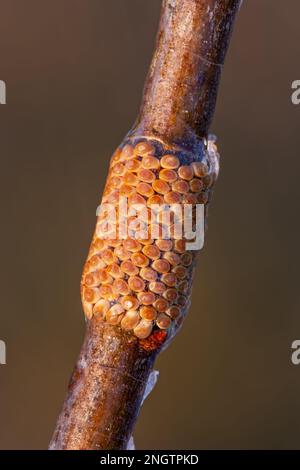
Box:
49 0 241 450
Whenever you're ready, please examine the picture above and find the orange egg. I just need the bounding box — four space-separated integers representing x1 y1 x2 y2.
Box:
141 155 160 170
137 169 156 183
128 276 145 292
163 251 181 266
140 306 157 321
106 304 125 325
192 161 208 177
121 310 140 330
178 165 194 181
172 180 189 194
121 295 140 311
166 306 181 319
136 182 154 197
124 172 139 186
133 319 153 339
149 282 166 294
163 288 178 302
112 279 130 296
152 259 171 274
120 260 139 276
137 292 156 306
155 239 173 252
161 272 177 287
131 252 149 267
156 313 171 329
159 169 177 183
140 267 158 282
164 191 182 204
152 179 170 195
160 154 180 169
190 178 203 192
121 144 134 160
134 141 155 156
172 265 188 279
125 158 141 172
153 298 169 312
142 244 161 260
123 239 142 252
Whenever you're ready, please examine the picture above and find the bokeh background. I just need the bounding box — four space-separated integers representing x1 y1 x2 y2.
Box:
0 0 299 449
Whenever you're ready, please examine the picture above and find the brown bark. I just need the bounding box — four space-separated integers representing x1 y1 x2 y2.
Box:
49 0 242 450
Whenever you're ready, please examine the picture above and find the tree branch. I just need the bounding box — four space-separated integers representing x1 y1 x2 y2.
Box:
49 0 242 450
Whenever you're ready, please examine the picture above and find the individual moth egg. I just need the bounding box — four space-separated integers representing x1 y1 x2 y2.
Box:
136 182 154 198
124 172 139 186
112 278 130 296
141 155 160 170
190 178 203 193
120 144 134 160
178 280 189 294
140 267 158 282
160 154 180 170
172 180 190 194
106 304 125 325
123 239 142 253
137 291 156 306
192 161 209 177
137 169 156 183
140 306 157 321
87 254 106 271
142 244 161 260
106 263 124 279
83 287 101 304
82 300 93 319
147 194 165 207
164 191 182 204
92 238 106 252
120 260 139 276
197 191 209 204
121 310 140 331
155 239 173 252
119 184 136 197
114 246 131 261
153 298 169 312
134 141 155 156
178 165 194 181
152 179 170 195
181 252 193 266
84 271 101 287
93 299 110 319
121 295 140 311
172 265 188 279
159 169 178 183
111 162 125 176
156 313 172 329
174 239 186 253
128 276 145 292
128 193 147 207
163 251 181 266
131 252 149 268
99 285 118 301
125 158 141 172
163 288 178 302
161 272 177 287
166 305 181 319
149 281 166 295
152 259 171 274
133 319 153 339
100 248 116 265
109 176 122 188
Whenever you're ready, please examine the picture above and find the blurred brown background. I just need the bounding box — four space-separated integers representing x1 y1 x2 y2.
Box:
0 0 299 449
